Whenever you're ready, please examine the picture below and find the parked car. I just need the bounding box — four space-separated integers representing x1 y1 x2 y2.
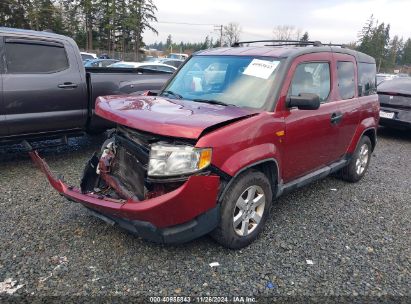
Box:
168 53 189 60
378 77 411 129
0 27 172 142
376 73 397 85
84 59 119 67
143 56 157 62
80 51 98 64
108 61 177 73
32 40 379 249
155 58 185 68
80 51 97 61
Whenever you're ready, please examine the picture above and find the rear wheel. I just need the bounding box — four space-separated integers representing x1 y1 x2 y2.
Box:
211 170 272 249
340 136 372 182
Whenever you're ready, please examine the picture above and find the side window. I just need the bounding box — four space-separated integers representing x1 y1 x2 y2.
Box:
358 63 376 96
288 62 331 102
5 41 69 74
337 61 355 99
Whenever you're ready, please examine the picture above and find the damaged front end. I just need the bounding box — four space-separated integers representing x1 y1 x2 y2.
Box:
30 126 221 244
81 127 158 202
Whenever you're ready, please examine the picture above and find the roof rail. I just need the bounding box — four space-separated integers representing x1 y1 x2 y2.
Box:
232 40 323 47
327 43 347 48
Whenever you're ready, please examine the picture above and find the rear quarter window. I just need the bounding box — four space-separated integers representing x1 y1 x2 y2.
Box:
5 42 69 74
358 63 376 96
337 61 355 99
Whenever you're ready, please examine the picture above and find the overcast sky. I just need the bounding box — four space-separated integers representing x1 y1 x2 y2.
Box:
142 0 410 45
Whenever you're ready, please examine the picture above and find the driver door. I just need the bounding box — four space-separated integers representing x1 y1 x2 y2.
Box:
278 53 342 182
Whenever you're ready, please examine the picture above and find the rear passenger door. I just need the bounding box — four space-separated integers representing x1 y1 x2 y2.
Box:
2 36 87 136
332 53 360 156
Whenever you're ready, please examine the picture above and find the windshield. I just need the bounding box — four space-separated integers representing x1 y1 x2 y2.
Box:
163 55 282 109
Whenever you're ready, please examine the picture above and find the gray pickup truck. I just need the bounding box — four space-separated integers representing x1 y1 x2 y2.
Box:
0 28 172 142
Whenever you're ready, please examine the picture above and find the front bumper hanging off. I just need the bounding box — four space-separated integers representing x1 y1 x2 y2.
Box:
29 151 221 244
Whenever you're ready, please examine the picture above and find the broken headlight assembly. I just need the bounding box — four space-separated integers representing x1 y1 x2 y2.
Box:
148 143 212 177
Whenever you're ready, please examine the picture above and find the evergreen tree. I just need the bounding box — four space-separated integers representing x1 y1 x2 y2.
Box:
357 15 391 71
129 0 158 61
300 32 309 42
387 35 402 68
357 14 375 56
400 38 411 65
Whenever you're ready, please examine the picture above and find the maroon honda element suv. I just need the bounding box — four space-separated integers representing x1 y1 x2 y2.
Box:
31 40 380 249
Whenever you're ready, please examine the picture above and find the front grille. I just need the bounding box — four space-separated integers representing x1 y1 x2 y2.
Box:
117 125 160 149
379 94 411 110
111 140 147 200
108 126 197 200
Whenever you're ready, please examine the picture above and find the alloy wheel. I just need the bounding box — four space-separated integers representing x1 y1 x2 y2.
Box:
355 144 369 175
233 185 266 236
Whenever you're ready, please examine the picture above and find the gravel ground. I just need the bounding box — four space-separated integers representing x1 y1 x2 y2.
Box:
0 128 410 302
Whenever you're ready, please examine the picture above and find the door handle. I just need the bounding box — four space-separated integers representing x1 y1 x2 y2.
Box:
58 82 78 89
330 112 343 124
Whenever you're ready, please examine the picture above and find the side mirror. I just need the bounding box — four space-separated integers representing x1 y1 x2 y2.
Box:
286 93 320 110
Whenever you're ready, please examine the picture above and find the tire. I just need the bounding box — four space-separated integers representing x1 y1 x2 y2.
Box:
211 170 272 249
340 136 372 183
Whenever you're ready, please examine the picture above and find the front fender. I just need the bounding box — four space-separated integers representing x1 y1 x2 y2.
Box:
195 112 285 179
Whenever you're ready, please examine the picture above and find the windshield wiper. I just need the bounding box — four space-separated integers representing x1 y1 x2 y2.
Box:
192 99 236 107
161 90 183 99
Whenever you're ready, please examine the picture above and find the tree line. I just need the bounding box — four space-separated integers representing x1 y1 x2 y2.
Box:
148 24 310 54
0 0 157 61
357 15 410 72
1 2 410 71
148 22 245 54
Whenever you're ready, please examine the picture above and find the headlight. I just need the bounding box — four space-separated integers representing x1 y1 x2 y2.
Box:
148 143 212 177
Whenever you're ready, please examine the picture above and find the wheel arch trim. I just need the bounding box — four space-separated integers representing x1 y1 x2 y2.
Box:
217 158 280 203
361 128 377 151
347 125 377 154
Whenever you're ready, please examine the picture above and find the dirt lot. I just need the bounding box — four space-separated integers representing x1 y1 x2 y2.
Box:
0 128 410 302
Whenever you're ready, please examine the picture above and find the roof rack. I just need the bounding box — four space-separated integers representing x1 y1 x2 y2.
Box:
232 40 323 47
231 40 346 48
327 43 347 48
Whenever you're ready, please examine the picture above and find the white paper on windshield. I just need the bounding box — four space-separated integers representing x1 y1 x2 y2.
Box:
243 59 279 79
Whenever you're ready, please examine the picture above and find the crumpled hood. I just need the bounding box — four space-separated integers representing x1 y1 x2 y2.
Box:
95 95 259 139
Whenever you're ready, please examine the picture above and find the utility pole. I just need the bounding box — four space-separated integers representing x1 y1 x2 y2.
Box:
214 25 223 47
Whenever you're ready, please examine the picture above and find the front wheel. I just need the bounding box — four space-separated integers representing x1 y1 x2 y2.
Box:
211 170 272 249
340 136 372 183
